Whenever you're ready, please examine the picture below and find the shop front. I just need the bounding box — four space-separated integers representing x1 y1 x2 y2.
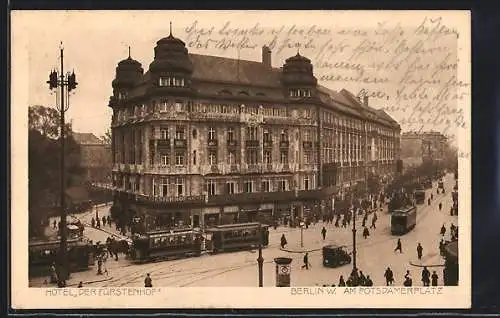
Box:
221 206 238 224
203 207 220 228
239 204 261 223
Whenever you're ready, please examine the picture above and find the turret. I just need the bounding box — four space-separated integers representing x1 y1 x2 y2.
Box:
281 52 317 99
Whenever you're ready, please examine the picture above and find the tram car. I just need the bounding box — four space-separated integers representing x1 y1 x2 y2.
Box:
414 188 426 204
205 222 269 253
29 238 94 277
129 228 202 262
391 206 417 235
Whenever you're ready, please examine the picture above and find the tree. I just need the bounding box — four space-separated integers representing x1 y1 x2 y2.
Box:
28 105 84 239
100 128 112 144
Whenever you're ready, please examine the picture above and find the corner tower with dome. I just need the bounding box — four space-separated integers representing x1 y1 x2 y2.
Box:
107 29 401 232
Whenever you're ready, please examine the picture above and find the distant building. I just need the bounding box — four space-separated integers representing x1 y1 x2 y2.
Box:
73 132 112 184
107 31 401 231
400 131 448 169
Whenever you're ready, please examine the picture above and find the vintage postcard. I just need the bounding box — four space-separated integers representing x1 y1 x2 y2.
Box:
11 10 471 309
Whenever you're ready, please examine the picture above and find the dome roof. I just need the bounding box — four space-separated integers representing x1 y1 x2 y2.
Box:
285 52 311 64
150 26 193 75
281 52 317 87
113 50 144 89
118 56 142 68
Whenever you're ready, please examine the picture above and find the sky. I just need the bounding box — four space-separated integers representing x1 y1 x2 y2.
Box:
13 11 469 147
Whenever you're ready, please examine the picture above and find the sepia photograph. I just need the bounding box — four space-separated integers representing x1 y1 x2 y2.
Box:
11 10 471 308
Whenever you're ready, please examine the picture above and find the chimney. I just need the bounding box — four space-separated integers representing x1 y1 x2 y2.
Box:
363 95 369 106
262 45 271 69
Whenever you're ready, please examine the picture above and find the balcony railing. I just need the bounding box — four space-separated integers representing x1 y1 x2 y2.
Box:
303 141 313 149
174 139 187 149
279 140 289 148
263 140 273 148
247 164 261 173
157 139 170 148
207 139 218 148
245 140 259 148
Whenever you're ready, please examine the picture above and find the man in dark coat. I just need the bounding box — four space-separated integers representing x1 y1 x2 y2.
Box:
365 275 373 286
321 227 327 241
384 267 394 286
417 243 423 260
438 202 442 211
301 253 309 270
144 273 152 287
394 238 403 253
422 266 431 287
280 234 287 249
440 224 446 236
363 227 370 239
431 271 439 286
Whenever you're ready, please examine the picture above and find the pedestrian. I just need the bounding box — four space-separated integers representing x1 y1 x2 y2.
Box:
53 219 57 229
359 271 366 285
431 271 439 286
440 224 446 236
341 217 347 228
321 227 327 241
450 207 454 216
280 234 287 249
428 198 431 206
363 227 370 239
421 266 431 287
49 262 58 284
439 239 445 256
362 214 367 227
338 275 346 287
144 273 153 287
107 215 112 226
365 275 373 286
97 258 103 275
394 238 403 253
439 202 442 211
301 252 310 270
370 212 377 229
417 243 423 260
91 217 95 228
384 267 394 286
96 217 101 228
102 216 107 227
431 193 434 200
334 217 340 227
77 281 83 288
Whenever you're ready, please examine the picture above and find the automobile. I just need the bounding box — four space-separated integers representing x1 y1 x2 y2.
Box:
322 244 352 268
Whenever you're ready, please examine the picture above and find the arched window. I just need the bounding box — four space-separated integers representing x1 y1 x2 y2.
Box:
238 91 249 96
219 90 232 95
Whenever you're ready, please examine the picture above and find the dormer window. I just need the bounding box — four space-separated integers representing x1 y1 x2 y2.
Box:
160 100 168 112
289 89 311 98
159 76 185 87
175 101 183 112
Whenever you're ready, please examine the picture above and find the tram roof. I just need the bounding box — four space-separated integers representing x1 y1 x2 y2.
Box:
209 222 269 230
392 206 416 215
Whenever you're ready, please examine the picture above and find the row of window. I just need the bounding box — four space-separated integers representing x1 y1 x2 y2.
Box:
149 149 296 166
158 77 185 87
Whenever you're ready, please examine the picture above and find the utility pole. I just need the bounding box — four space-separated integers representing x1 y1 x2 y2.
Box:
47 42 78 286
257 223 264 287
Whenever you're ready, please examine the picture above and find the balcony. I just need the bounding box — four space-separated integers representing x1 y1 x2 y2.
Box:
157 139 170 148
227 139 237 148
247 164 261 173
207 139 218 148
245 140 259 148
303 141 313 149
174 139 187 149
279 140 289 149
230 164 239 173
263 140 273 148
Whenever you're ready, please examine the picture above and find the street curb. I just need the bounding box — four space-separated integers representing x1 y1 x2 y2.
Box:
409 261 445 268
281 247 323 253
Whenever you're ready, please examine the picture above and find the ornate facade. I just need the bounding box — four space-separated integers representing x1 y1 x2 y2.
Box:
108 32 401 232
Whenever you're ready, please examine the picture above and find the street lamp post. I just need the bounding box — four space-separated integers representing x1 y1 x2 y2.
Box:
257 223 264 287
47 42 78 286
350 182 357 271
300 224 304 248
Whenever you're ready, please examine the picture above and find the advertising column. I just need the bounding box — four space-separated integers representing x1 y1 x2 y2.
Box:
274 257 293 287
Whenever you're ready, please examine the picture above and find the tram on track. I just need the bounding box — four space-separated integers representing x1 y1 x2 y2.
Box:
391 206 417 235
129 228 202 262
414 188 426 204
205 222 269 253
29 238 94 277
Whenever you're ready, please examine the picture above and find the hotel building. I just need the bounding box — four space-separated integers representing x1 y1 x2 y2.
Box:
108 32 401 231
